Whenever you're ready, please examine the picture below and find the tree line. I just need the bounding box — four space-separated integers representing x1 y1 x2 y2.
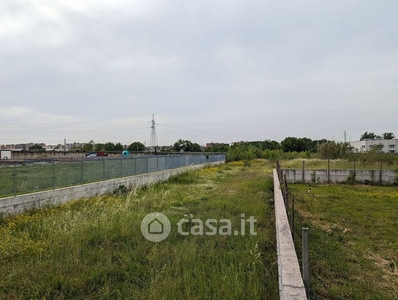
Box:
27 131 396 164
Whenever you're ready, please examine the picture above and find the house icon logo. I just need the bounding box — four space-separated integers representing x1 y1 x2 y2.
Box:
148 218 164 234
141 213 171 242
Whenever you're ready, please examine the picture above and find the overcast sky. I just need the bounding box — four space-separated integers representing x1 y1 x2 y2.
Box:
1 0 397 146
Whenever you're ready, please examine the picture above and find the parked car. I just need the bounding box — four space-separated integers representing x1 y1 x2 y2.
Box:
86 152 97 157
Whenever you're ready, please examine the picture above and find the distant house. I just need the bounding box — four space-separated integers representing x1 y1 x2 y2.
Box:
350 139 398 153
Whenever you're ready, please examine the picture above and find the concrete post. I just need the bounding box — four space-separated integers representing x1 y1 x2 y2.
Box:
103 159 105 181
283 174 288 196
353 158 356 173
284 174 290 219
52 161 55 190
121 157 123 178
13 164 16 197
302 160 305 183
276 160 280 179
81 161 84 184
327 159 330 183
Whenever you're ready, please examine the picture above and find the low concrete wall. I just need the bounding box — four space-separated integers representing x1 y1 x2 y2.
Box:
10 151 86 160
8 151 221 161
273 169 307 299
0 161 224 216
282 169 397 184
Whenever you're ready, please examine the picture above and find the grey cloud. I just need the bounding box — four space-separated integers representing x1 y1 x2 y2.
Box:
1 0 397 145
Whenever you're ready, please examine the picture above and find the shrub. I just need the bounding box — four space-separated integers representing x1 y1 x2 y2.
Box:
346 171 356 184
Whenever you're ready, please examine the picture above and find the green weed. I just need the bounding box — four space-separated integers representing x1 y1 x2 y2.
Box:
290 184 398 299
0 160 278 299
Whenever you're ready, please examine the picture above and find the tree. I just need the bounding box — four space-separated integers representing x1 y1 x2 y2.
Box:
313 139 329 153
245 140 281 150
70 142 83 151
226 143 257 162
115 142 124 151
173 139 202 152
280 137 313 152
83 140 94 152
104 142 116 151
383 132 395 140
369 143 384 153
318 141 351 159
95 143 105 151
192 143 201 152
204 143 229 152
360 132 380 140
29 144 45 151
128 142 146 152
261 140 281 150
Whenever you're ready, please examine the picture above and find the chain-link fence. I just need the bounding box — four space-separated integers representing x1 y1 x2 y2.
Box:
0 154 225 198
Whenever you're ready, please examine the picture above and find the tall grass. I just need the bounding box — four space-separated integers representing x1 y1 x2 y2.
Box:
279 158 398 170
0 160 278 299
289 184 398 299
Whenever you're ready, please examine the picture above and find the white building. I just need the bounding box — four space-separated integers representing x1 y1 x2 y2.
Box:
350 139 398 153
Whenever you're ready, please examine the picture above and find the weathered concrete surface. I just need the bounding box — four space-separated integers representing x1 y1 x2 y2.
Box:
9 151 86 160
0 161 223 216
273 169 307 300
283 169 397 184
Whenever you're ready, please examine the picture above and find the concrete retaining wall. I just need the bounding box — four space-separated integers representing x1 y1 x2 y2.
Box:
10 151 86 160
282 169 397 184
0 161 224 216
273 169 307 299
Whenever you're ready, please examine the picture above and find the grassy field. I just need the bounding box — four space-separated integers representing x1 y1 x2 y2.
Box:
0 160 278 299
3 157 398 299
289 183 398 299
2 157 396 198
280 158 398 171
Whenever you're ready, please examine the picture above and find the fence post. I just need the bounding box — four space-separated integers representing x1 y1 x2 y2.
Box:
283 174 289 199
81 160 84 184
13 164 16 197
283 174 289 216
302 160 305 183
353 158 356 173
121 157 123 178
302 227 310 298
276 160 280 180
52 161 55 190
291 196 295 241
103 159 105 181
380 161 383 184
327 158 330 183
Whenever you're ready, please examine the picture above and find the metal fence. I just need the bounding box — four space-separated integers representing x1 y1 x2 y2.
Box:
0 154 225 198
